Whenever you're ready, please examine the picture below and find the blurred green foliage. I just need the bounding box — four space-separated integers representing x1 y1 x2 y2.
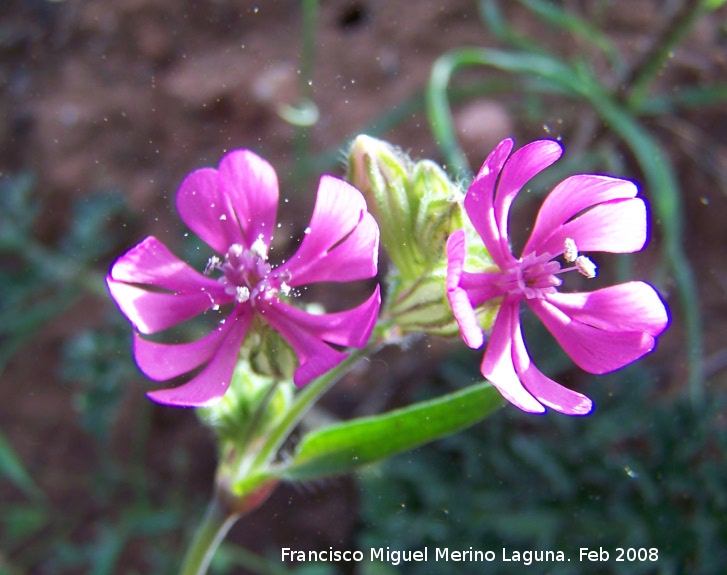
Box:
0 172 194 574
358 357 727 575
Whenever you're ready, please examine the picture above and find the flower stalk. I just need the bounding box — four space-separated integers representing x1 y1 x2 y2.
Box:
179 494 238 575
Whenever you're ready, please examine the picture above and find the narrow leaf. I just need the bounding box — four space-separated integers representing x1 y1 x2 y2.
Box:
0 431 43 500
280 382 503 481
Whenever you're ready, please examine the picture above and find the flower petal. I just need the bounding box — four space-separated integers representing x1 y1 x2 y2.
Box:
511 319 593 415
523 174 638 256
460 270 507 307
268 286 381 348
544 282 669 337
260 286 381 387
494 139 562 255
464 139 515 268
260 308 347 387
278 176 379 285
533 198 647 257
107 281 220 335
218 149 279 248
176 167 242 255
176 150 279 254
145 310 251 407
107 237 230 334
108 236 223 293
528 297 659 374
133 311 248 381
480 300 545 413
446 230 484 349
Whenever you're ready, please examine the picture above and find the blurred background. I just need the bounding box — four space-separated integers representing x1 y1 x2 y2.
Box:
1 0 726 573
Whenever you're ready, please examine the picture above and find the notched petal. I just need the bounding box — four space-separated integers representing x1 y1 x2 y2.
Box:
279 176 380 285
446 231 484 349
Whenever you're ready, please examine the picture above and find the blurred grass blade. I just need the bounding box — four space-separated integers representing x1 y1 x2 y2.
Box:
0 431 43 500
635 84 727 116
574 67 704 403
279 382 504 481
0 289 79 378
625 0 712 109
1 503 50 548
478 0 541 52
515 0 623 73
428 48 578 176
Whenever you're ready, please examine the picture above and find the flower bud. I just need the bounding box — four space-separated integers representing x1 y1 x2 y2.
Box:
347 135 420 279
384 269 459 336
348 135 479 337
411 159 464 268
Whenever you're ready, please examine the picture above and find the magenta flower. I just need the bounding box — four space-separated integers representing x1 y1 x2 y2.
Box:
446 139 669 415
108 150 381 407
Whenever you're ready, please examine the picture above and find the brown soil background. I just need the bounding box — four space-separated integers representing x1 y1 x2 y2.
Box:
2 0 727 573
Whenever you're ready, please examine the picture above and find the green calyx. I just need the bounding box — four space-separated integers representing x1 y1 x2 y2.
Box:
347 135 464 280
197 359 294 449
347 134 498 338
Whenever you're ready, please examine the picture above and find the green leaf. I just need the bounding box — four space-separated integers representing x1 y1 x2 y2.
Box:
515 0 623 72
279 382 504 481
0 503 50 547
0 430 43 500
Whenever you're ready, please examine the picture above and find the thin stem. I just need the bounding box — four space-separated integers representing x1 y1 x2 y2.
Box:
227 379 282 483
249 341 381 474
179 494 239 575
291 0 319 181
179 340 384 574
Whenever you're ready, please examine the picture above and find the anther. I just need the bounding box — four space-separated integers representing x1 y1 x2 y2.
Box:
235 286 251 303
250 236 267 259
204 255 221 276
563 238 578 263
575 256 597 278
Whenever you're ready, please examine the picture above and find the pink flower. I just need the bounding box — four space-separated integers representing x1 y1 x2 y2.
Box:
446 139 669 415
108 150 381 407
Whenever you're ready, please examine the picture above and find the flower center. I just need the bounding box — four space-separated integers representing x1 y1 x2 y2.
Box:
206 237 291 306
498 238 596 300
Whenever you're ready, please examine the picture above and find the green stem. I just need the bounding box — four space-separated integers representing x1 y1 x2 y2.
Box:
179 494 239 575
179 340 385 573
220 379 284 488
291 0 319 181
248 342 381 475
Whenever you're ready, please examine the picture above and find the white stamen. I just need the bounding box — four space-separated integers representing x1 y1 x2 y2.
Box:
204 255 221 275
229 243 244 258
563 238 578 262
280 282 291 296
235 286 251 303
575 255 597 278
250 235 267 259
